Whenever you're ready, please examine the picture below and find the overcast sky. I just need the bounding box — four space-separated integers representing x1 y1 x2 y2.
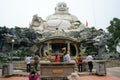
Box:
0 0 120 31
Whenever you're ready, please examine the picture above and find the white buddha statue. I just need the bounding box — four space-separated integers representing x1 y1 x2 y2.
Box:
30 2 86 33
45 2 81 31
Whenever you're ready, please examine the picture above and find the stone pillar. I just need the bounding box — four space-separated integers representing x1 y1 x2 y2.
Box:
39 45 43 57
73 44 78 56
67 42 70 52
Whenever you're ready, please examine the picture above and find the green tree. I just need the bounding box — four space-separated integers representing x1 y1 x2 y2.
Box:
107 18 120 53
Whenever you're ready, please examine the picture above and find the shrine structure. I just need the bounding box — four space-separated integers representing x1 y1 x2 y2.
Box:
29 2 87 56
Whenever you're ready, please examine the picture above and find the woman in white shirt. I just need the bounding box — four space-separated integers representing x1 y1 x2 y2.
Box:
26 55 32 72
86 53 93 72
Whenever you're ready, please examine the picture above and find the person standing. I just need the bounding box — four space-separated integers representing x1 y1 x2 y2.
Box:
86 53 93 72
54 54 59 62
76 55 83 72
26 55 32 72
63 52 71 62
34 54 40 71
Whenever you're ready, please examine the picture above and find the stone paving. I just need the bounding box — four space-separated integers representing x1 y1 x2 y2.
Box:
0 75 120 80
0 67 120 80
107 67 120 78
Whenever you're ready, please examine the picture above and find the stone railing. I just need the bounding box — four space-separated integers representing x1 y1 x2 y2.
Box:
105 60 120 68
0 60 120 70
0 61 26 70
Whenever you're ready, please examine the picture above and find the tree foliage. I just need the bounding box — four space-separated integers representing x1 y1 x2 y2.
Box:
107 18 120 53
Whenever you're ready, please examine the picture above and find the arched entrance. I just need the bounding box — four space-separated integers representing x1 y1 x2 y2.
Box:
51 43 67 53
70 44 76 56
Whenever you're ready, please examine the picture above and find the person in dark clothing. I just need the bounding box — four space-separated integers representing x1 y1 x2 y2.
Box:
34 55 40 71
88 61 93 72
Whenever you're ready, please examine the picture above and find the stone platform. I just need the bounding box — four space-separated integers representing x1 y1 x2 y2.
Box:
0 67 120 79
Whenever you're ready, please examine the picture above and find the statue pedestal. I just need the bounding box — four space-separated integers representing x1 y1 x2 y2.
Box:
95 60 107 76
2 63 13 77
40 61 75 79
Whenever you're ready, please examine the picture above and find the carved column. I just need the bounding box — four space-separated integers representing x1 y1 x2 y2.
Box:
73 44 78 56
67 42 70 52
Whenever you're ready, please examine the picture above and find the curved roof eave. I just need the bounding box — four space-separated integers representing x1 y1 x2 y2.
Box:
39 36 80 43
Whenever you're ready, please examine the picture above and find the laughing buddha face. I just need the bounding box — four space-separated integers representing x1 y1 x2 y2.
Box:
55 2 68 14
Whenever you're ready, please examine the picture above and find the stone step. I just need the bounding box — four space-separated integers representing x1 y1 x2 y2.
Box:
78 71 96 76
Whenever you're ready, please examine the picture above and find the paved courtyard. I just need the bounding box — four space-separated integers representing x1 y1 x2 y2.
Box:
0 67 120 80
0 75 120 80
107 67 120 78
